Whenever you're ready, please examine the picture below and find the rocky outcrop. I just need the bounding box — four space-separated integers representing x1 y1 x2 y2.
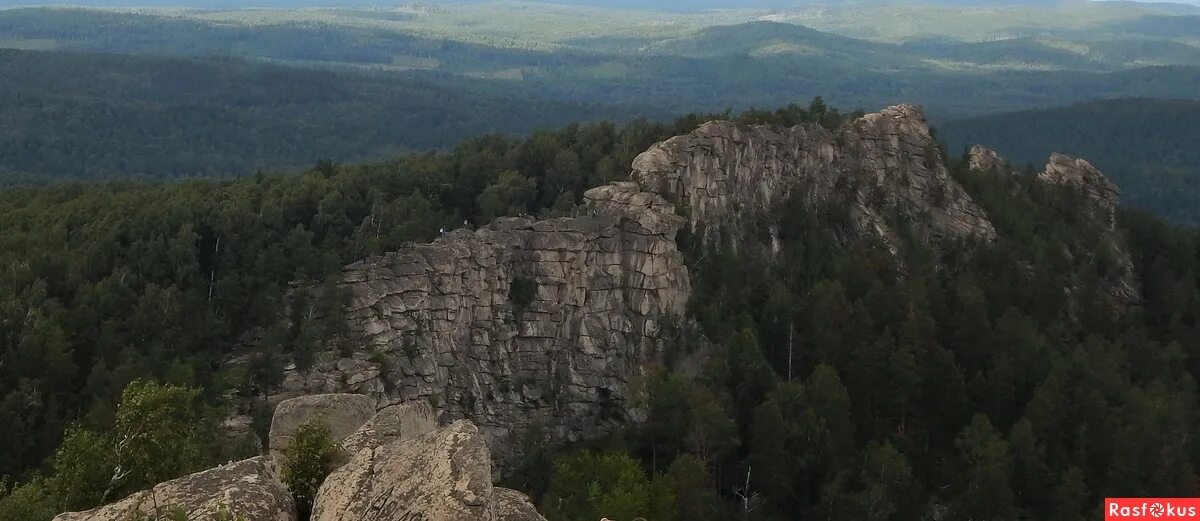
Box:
267 185 690 462
968 145 1008 175
964 146 1140 306
631 104 996 253
1037 153 1139 305
311 420 544 521
53 457 295 521
268 394 375 456
57 403 543 521
1039 153 1121 229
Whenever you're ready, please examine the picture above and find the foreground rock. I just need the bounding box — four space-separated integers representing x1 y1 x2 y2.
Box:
268 393 376 455
312 420 544 521
53 457 295 521
337 401 438 455
490 488 546 521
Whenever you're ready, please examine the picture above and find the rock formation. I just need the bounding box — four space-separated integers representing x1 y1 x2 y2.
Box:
53 457 295 521
1038 153 1140 304
244 105 1013 466
57 396 541 521
269 394 376 456
338 401 439 455
631 104 997 253
312 420 542 521
967 145 1007 175
1039 152 1122 229
266 182 690 461
965 147 1140 306
63 104 1146 521
241 104 1142 473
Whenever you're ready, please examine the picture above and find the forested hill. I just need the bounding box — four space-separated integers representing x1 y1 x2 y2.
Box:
2 101 1200 521
0 49 646 182
940 98 1200 223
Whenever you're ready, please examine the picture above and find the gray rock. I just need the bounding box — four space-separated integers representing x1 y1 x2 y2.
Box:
266 187 691 464
632 104 997 254
1039 153 1121 228
269 394 375 456
53 457 295 521
968 145 1008 174
312 420 542 521
339 401 438 455
1037 153 1140 305
491 488 547 521
253 106 1001 468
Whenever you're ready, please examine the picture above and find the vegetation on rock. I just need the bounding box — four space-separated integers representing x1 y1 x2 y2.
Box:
280 419 344 520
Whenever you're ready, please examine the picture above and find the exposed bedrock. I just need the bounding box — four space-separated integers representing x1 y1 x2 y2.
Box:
631 104 997 253
265 181 691 463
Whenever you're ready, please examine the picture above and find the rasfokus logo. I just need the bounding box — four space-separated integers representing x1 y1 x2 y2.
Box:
1107 498 1200 520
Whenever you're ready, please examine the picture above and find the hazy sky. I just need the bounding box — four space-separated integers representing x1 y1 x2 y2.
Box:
1 0 1198 8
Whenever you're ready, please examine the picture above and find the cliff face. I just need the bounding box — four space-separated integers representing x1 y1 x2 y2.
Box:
268 181 690 458
632 104 996 254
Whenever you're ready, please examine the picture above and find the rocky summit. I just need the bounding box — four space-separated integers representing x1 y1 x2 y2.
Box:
632 104 997 254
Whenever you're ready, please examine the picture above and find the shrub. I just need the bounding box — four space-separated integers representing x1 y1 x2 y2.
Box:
280 418 345 520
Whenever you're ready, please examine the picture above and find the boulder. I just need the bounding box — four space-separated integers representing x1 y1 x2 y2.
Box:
269 393 375 456
53 457 295 521
491 488 547 521
312 420 515 521
339 401 438 455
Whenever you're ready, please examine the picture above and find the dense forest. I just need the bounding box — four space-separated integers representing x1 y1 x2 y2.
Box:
941 98 1200 224
0 48 642 182
2 101 1200 521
